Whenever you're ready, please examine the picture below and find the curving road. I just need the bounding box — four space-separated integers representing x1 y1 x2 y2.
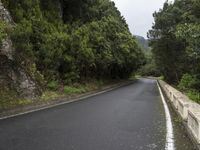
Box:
0 79 194 150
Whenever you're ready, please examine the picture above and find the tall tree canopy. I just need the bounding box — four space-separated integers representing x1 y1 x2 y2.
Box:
149 0 200 84
2 0 144 85
149 0 200 102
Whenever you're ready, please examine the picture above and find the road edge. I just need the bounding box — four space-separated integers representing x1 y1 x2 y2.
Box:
0 80 135 120
158 80 200 150
157 81 175 150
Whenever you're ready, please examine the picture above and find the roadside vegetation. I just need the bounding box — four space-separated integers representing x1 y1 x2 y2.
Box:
2 0 144 83
137 52 161 77
0 80 127 112
148 0 200 103
0 0 144 111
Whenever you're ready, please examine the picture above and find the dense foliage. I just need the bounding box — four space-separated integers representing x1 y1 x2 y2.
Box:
137 53 160 77
2 0 144 86
134 36 160 77
135 35 150 52
149 0 200 101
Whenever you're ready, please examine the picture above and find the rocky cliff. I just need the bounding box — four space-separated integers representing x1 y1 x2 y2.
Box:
0 1 41 99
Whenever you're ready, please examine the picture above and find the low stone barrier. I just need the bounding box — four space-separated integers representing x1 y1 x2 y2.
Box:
158 80 200 145
188 109 200 143
178 96 195 121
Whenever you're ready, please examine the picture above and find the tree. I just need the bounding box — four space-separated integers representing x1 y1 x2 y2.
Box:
149 0 200 94
2 0 144 85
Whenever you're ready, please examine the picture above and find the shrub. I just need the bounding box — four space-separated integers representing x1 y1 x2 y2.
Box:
178 73 200 91
187 90 200 103
47 81 59 91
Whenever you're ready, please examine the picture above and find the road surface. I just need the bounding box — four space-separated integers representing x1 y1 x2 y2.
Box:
0 79 195 150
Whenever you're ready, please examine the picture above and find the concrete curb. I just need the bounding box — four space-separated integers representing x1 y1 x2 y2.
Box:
158 80 200 150
0 80 134 120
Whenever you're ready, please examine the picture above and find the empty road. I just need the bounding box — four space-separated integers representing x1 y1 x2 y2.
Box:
0 79 195 150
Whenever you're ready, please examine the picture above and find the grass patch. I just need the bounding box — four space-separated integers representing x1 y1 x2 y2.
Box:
63 81 103 94
41 91 62 101
47 81 59 91
0 79 121 112
64 86 86 94
0 98 32 111
0 89 32 112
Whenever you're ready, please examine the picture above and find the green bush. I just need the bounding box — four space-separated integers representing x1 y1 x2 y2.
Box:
2 0 145 93
187 90 200 103
138 63 160 77
178 73 200 91
47 81 59 91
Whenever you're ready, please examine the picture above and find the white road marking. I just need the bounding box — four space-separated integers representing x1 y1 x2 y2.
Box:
157 82 175 150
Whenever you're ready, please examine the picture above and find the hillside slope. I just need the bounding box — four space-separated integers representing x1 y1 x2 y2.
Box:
0 0 144 100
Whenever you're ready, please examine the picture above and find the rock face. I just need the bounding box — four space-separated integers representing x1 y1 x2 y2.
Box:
0 1 13 24
0 0 41 99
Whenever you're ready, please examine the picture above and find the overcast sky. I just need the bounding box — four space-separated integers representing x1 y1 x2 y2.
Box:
112 0 168 38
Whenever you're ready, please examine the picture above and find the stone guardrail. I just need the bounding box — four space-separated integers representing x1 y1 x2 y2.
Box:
158 80 200 145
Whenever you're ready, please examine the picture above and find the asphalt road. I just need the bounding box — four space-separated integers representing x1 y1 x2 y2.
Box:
0 79 170 150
